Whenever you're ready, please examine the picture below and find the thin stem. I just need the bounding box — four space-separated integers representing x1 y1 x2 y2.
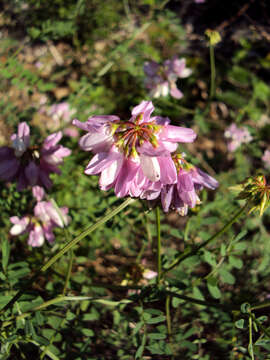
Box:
163 290 237 311
155 206 161 285
0 198 135 314
249 316 255 360
62 249 74 295
209 44 216 99
162 202 249 277
166 295 172 337
251 301 270 311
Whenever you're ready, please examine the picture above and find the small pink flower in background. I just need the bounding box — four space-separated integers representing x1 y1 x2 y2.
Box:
0 122 71 190
262 150 270 169
73 101 196 198
39 102 78 137
144 57 192 99
143 269 157 280
10 200 70 247
224 124 252 152
47 102 76 125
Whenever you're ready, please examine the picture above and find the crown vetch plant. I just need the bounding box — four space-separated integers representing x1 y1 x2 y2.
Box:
224 123 252 152
73 100 198 198
144 57 192 99
10 187 70 247
0 122 71 190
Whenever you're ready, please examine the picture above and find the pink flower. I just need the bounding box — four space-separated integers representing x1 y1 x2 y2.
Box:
10 200 70 247
262 150 270 169
47 102 76 125
144 57 192 99
0 123 71 190
141 154 218 215
73 101 196 197
224 124 252 152
32 186 45 201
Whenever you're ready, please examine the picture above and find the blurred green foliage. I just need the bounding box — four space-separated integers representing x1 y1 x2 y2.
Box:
0 0 270 359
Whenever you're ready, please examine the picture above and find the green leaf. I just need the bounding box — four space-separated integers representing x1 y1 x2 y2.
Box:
233 230 247 243
229 256 243 269
82 329 94 337
146 343 164 355
135 344 144 359
219 269 235 285
203 250 217 267
207 277 221 299
235 319 245 329
146 315 166 324
255 339 270 346
2 238 10 272
253 80 270 102
220 243 227 257
240 303 251 314
148 333 167 340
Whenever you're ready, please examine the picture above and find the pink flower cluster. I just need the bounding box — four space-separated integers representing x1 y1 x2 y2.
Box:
224 124 252 152
73 101 218 214
0 122 71 190
144 57 192 99
40 102 78 137
10 186 70 247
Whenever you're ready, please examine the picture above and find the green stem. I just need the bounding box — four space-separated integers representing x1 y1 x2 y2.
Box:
62 249 74 295
155 206 161 285
162 202 249 276
251 301 270 311
163 290 237 311
166 295 172 337
249 316 255 360
209 44 216 99
0 198 135 314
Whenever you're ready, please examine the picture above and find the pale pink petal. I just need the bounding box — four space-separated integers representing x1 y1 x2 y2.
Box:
99 157 124 190
170 85 183 99
43 132 62 150
161 185 174 212
158 156 177 184
85 151 122 175
28 225 45 247
32 186 45 201
140 155 160 182
131 101 155 123
114 159 140 197
160 125 197 143
43 224 55 243
34 201 51 223
10 216 30 235
79 132 113 153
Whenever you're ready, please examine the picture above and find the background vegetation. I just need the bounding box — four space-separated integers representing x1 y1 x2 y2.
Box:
0 0 270 359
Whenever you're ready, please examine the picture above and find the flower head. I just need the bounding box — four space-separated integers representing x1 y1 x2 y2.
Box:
144 57 192 99
232 175 270 216
10 200 70 247
224 124 252 152
141 153 219 215
73 101 196 198
0 123 71 190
